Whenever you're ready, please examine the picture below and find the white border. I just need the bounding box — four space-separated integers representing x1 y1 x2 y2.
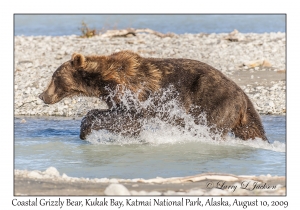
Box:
3 0 297 208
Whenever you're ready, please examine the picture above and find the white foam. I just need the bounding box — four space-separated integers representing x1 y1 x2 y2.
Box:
86 121 285 153
85 86 285 152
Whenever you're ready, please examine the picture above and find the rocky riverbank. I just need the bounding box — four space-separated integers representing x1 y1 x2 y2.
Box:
15 167 285 196
14 30 286 116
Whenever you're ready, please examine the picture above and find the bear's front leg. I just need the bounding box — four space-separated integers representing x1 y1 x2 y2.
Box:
80 109 109 140
80 108 144 140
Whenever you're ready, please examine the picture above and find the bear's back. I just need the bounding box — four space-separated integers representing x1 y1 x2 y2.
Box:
145 57 234 92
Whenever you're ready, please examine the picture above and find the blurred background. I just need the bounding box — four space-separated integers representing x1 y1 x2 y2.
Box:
14 14 286 36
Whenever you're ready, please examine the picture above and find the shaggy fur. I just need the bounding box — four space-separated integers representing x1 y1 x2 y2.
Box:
80 108 143 140
39 50 268 141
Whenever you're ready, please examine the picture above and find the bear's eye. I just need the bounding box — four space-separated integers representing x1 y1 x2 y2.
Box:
53 77 59 85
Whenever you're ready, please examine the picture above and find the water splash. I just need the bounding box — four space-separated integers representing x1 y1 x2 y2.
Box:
85 85 285 153
86 121 285 153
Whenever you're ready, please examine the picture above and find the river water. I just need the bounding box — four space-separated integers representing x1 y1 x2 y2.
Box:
14 115 285 179
14 14 285 36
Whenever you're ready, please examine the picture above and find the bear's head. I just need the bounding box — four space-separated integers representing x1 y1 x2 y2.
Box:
39 53 105 104
39 51 161 106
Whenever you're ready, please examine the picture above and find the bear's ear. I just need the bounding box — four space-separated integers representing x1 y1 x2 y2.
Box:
72 53 86 68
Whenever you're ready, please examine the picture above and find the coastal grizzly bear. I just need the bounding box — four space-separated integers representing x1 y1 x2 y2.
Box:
39 50 268 141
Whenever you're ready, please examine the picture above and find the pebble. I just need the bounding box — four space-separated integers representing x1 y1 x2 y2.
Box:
104 184 131 195
14 32 285 116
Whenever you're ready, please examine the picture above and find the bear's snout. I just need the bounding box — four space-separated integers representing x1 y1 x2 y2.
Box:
39 92 46 103
39 92 51 104
39 93 45 101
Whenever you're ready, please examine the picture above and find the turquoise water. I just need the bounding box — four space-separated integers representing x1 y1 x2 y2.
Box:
14 115 285 179
14 14 285 36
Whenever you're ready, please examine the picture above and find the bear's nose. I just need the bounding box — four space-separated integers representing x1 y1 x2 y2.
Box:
39 93 44 101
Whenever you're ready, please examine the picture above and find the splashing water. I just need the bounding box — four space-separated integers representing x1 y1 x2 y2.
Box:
85 86 285 153
86 119 285 153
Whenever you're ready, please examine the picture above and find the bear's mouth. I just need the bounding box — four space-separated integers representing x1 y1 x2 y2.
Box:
39 92 73 104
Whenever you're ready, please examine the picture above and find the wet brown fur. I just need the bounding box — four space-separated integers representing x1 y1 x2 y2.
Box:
80 109 143 140
39 50 267 141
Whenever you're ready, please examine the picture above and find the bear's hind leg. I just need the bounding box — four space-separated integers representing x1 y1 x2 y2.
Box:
231 107 268 141
232 123 268 141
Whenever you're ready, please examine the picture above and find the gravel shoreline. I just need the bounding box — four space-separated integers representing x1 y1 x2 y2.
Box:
14 31 286 116
15 167 285 196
